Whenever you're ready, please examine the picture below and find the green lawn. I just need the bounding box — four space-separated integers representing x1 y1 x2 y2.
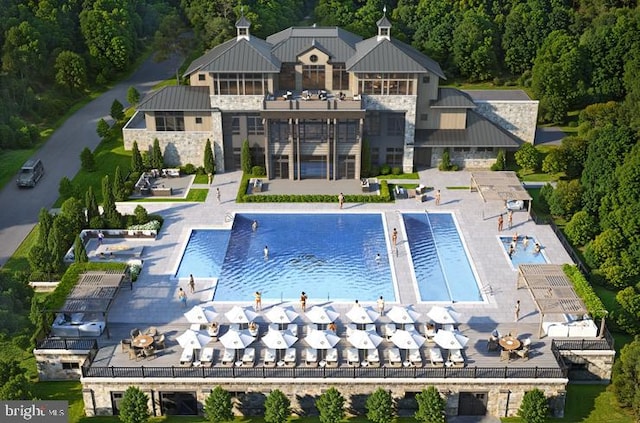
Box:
376 172 419 179
131 188 209 202
2 223 39 274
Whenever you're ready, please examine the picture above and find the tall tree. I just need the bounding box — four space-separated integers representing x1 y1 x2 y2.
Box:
112 165 127 201
366 388 395 423
131 141 144 173
204 139 215 175
119 386 150 423
54 50 87 91
204 386 234 423
518 389 549 423
264 389 291 423
452 9 498 81
151 138 164 170
415 386 446 423
85 186 100 225
316 387 345 423
101 175 119 226
73 235 88 263
241 139 252 174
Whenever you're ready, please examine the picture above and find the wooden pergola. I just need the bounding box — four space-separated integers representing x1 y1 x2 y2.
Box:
517 264 590 337
470 171 532 217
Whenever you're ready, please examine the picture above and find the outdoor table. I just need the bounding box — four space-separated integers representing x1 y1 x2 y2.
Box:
499 336 521 351
403 360 412 367
235 361 243 367
277 360 285 367
131 334 153 349
319 360 327 367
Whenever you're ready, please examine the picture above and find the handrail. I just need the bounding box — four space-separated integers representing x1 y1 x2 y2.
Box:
36 338 97 350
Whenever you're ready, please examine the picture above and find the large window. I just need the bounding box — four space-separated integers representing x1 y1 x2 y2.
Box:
247 116 264 135
231 117 240 135
337 120 358 143
155 112 184 131
302 65 325 89
358 73 414 95
270 120 290 142
387 114 405 136
386 147 404 166
279 63 296 90
215 73 266 95
364 113 380 136
332 63 349 91
299 120 327 143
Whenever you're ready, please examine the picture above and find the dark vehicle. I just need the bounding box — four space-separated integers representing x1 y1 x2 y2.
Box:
16 159 44 187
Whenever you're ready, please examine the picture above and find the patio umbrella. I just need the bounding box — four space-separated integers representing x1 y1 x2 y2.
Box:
225 305 258 324
219 328 255 362
176 329 212 359
433 329 469 350
346 305 380 325
427 305 461 325
387 305 421 325
183 305 218 324
347 329 383 349
304 329 340 350
262 328 298 361
390 329 426 350
306 305 340 325
265 305 299 326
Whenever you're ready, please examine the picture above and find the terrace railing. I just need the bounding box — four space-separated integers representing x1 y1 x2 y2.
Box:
551 334 614 351
36 338 97 350
82 364 567 379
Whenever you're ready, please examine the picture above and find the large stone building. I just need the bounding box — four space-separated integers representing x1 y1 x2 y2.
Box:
123 14 538 178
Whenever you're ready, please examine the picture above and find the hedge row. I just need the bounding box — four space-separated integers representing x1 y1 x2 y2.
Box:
563 264 607 318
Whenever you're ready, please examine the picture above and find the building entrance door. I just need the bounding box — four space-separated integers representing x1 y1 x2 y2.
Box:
458 392 488 416
160 392 198 415
414 147 432 169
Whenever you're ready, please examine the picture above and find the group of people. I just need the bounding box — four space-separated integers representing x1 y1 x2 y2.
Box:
507 232 542 259
497 210 514 232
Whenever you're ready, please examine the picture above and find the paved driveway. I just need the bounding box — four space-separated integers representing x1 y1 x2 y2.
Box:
0 54 183 267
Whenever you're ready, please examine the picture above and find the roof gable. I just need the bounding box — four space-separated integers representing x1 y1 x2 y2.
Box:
267 27 361 63
185 38 280 75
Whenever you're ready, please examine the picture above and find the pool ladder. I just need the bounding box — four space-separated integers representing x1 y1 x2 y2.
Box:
224 212 234 223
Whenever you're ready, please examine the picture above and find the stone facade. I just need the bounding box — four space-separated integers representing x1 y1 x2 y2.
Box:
430 147 498 169
472 101 539 143
560 350 616 382
82 377 567 418
35 349 91 381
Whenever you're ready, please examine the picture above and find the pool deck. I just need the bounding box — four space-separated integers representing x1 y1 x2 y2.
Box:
93 168 575 369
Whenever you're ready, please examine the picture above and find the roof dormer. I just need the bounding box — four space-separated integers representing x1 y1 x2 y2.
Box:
236 12 251 41
376 6 391 42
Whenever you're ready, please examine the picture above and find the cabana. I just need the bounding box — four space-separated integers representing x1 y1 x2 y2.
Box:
470 171 532 219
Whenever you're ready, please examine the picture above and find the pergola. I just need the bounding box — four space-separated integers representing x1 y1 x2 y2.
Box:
470 171 532 217
516 264 590 337
48 270 129 338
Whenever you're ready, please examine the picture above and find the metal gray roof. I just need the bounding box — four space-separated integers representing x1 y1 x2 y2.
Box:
137 86 211 111
414 110 522 147
432 88 476 108
377 15 392 27
462 89 532 101
347 38 446 78
184 37 280 75
267 27 361 63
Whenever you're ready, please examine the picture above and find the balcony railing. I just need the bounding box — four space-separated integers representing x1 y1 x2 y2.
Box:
36 338 98 350
82 364 566 379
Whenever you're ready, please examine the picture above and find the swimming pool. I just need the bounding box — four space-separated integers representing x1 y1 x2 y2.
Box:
499 236 548 268
175 213 395 302
403 213 483 302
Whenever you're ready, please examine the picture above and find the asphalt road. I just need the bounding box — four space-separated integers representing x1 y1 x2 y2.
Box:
0 53 183 267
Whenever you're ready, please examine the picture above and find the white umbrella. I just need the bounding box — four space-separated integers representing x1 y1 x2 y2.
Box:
304 329 340 350
306 305 340 324
225 305 258 324
427 305 461 324
347 329 383 349
346 305 380 324
176 329 212 350
265 305 299 325
261 328 298 350
433 329 469 350
390 329 426 350
219 329 255 350
387 305 421 324
184 305 218 324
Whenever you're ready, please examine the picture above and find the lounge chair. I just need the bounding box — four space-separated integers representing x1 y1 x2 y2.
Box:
325 348 338 367
305 348 318 367
284 347 296 366
306 324 318 335
221 349 234 366
200 347 214 366
388 347 402 367
404 323 416 332
424 324 436 342
347 347 360 367
242 347 256 366
287 323 298 337
450 349 465 367
180 348 194 366
365 323 377 333
264 348 277 367
346 323 357 336
429 347 444 367
229 323 241 332
409 348 422 367
366 348 380 367
383 323 396 339
443 324 456 332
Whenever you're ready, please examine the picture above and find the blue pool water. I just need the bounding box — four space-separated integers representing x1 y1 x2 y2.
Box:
403 213 482 302
500 236 548 267
175 214 394 302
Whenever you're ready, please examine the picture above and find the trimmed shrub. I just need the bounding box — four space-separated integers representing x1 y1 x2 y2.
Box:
252 165 266 176
518 388 549 423
565 211 598 246
380 164 391 175
391 167 402 175
182 163 196 174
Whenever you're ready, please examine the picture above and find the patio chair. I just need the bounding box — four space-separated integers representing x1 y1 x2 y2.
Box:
429 347 444 367
388 347 402 367
264 348 277 367
121 338 132 353
287 323 298 337
521 337 532 348
424 324 436 342
129 348 143 361
450 349 465 367
325 348 338 367
154 334 166 350
242 347 256 366
200 347 214 366
145 326 157 336
143 346 157 360
487 337 499 352
409 348 422 367
284 347 296 366
347 347 360 367
180 348 194 366
305 348 318 367
500 349 511 362
130 328 140 338
221 349 234 366
516 346 530 360
366 348 380 367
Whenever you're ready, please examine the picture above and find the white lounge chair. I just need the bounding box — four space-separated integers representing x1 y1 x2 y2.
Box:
366 348 380 367
424 324 436 342
284 347 296 366
429 347 444 367
264 348 277 367
305 348 318 367
229 323 241 332
200 347 214 366
388 347 402 367
346 323 357 336
383 323 397 339
365 323 377 333
306 323 318 335
180 348 194 366
242 347 255 366
347 347 360 367
325 348 338 367
221 349 234 366
450 349 465 367
404 323 416 333
409 348 422 367
287 323 298 337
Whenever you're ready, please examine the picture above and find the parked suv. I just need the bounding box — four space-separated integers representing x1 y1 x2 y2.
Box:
16 159 44 187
